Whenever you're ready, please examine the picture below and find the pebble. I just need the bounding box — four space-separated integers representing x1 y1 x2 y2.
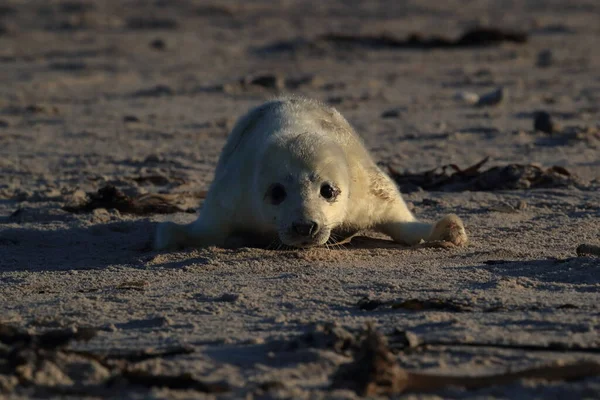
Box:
92 208 111 223
533 111 559 134
245 74 285 90
123 115 140 123
455 91 480 105
150 38 166 50
516 200 528 210
381 108 404 118
476 87 504 106
536 49 553 67
65 189 87 206
217 293 240 302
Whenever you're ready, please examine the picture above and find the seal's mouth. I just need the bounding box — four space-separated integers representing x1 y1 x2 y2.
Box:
279 229 330 248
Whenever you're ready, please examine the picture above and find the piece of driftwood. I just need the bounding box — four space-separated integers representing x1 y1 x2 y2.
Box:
63 185 195 215
388 157 586 192
331 327 600 396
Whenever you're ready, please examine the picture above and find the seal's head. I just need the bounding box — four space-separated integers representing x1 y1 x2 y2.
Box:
256 133 350 248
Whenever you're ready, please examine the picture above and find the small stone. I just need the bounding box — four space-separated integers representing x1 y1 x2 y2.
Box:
536 49 553 67
534 111 558 134
244 74 285 90
455 91 480 105
516 200 528 210
123 115 140 123
381 108 403 118
217 293 240 302
476 87 504 106
92 208 111 222
150 38 166 50
285 74 324 89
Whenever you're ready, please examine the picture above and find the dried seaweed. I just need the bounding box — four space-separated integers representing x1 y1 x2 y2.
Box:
116 280 149 291
388 157 587 192
391 298 470 312
407 340 600 354
62 185 194 215
331 326 409 396
358 297 385 311
283 323 358 355
321 28 526 49
576 243 600 257
0 324 227 395
259 27 526 54
358 296 583 314
0 324 99 393
331 327 600 396
214 73 324 93
0 324 96 349
357 297 469 312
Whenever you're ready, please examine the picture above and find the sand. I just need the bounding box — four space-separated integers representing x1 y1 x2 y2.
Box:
1 0 599 398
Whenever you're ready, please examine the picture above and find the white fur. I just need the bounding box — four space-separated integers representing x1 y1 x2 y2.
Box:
155 97 467 250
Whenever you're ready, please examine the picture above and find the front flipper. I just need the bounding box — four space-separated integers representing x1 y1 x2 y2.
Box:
154 212 230 251
378 214 468 247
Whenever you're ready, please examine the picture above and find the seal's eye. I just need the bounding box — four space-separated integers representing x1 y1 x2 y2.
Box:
320 183 338 200
268 184 286 205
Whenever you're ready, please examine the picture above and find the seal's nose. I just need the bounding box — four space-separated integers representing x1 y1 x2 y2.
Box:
292 221 319 237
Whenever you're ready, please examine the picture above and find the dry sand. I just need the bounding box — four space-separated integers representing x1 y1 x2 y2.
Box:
1 0 599 398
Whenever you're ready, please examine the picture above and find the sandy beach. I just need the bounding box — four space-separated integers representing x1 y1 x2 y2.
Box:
1 0 599 398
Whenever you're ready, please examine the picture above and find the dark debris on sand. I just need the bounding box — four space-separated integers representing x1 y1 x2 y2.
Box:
258 27 527 54
388 157 588 193
0 323 228 395
62 185 195 215
330 326 600 396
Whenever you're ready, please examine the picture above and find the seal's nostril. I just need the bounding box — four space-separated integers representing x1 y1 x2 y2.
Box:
292 221 319 237
310 221 319 235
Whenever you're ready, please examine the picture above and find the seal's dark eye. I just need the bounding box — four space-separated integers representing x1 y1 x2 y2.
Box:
320 183 338 200
269 184 286 205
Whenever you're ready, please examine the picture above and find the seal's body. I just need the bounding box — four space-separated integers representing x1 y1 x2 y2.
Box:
155 97 467 250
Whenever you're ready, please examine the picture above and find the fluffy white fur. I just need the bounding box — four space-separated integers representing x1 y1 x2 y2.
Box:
155 97 467 250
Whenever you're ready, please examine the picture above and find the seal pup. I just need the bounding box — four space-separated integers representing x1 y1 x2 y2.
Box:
155 97 467 250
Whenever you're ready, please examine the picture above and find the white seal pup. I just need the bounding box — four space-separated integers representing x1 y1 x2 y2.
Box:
155 97 467 250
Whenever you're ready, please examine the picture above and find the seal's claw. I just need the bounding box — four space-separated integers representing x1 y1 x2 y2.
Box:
429 214 468 247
